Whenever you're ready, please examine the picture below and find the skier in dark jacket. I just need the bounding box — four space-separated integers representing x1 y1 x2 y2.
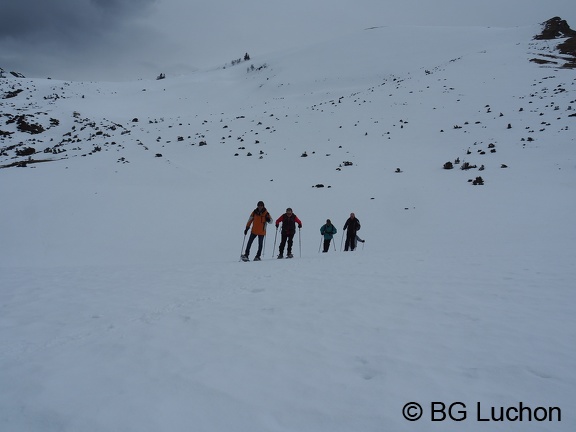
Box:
275 208 302 258
343 212 361 251
320 219 337 252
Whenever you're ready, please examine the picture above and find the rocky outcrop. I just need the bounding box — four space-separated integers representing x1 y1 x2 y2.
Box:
533 17 576 68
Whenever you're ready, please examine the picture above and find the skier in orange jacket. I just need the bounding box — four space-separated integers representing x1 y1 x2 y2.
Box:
241 201 272 261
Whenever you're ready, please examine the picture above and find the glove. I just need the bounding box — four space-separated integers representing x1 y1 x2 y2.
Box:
298 224 302 229
244 228 248 235
275 224 279 228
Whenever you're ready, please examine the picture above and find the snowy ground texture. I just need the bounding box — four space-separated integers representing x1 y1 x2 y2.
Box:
1 22 575 432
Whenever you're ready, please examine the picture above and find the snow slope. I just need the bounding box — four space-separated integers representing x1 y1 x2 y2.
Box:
1 23 575 432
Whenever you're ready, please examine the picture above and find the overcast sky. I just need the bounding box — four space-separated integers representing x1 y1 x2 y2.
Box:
1 0 574 81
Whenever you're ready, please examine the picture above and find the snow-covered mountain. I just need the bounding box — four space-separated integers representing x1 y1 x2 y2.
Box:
1 19 575 432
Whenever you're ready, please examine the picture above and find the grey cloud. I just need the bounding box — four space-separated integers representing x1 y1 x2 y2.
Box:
0 0 159 79
1 0 156 41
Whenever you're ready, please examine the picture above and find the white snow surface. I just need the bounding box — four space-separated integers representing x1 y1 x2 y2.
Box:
1 24 575 431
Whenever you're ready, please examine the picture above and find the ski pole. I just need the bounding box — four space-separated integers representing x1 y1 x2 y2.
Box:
318 237 322 253
272 226 278 257
240 232 247 261
340 231 344 251
298 228 302 257
332 238 336 251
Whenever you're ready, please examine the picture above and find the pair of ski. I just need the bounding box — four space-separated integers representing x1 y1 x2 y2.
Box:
240 255 293 262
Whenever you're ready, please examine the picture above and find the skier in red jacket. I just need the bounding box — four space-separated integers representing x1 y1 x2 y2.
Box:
275 208 302 258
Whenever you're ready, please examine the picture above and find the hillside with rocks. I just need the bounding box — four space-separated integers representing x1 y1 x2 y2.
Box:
1 19 574 189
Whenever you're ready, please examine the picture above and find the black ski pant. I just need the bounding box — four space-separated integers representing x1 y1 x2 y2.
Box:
323 239 332 252
245 233 264 257
279 232 295 255
344 232 357 251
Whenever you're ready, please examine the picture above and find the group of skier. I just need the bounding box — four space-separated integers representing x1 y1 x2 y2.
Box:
320 212 364 253
241 201 363 261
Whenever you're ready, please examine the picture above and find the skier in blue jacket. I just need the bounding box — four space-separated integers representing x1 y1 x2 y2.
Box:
320 219 337 252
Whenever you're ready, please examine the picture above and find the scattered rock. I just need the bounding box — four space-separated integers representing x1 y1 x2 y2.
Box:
461 162 477 170
472 176 484 185
15 147 35 157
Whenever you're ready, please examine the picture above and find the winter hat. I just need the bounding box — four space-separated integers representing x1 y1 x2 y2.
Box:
257 201 265 207
326 219 331 224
